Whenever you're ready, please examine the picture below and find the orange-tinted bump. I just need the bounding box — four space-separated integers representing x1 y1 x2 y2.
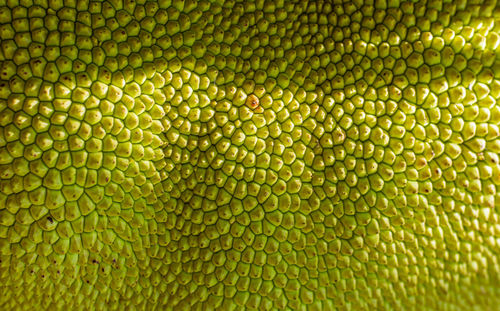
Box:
246 94 263 113
246 94 259 108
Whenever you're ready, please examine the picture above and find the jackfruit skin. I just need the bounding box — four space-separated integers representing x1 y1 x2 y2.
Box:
1 0 500 310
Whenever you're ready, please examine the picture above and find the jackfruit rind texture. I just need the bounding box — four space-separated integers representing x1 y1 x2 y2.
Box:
1 0 500 310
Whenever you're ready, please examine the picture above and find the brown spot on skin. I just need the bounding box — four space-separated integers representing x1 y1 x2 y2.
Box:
246 94 260 110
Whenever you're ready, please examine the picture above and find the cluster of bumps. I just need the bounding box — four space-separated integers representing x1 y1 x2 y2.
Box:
1 0 500 310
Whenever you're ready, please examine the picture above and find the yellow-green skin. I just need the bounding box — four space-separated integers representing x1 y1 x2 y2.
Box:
1 0 500 310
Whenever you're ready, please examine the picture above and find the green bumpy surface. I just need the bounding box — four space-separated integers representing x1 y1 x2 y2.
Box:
1 0 500 310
